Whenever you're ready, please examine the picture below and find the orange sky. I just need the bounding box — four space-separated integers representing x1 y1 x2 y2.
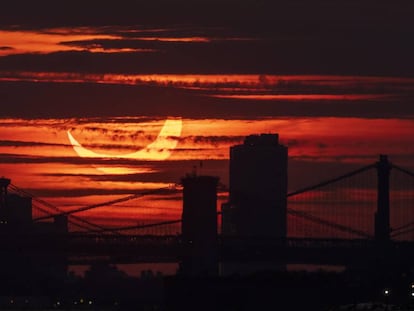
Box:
2 116 414 232
1 21 414 235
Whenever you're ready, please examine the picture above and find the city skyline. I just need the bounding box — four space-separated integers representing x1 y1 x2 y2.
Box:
1 0 414 228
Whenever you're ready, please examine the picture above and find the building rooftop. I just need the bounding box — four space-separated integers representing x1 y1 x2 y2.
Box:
243 134 279 146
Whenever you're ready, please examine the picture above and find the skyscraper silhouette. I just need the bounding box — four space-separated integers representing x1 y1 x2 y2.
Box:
0 178 68 292
222 134 288 238
180 174 219 277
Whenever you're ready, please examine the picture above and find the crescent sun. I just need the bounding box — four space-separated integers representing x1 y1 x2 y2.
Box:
67 119 182 161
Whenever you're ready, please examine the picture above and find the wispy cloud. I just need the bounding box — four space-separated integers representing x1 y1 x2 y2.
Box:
2 71 414 91
0 26 257 57
178 135 244 146
1 73 413 119
0 139 69 147
0 29 121 56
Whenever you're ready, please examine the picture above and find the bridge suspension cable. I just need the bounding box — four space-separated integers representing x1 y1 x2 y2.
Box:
391 226 414 238
287 164 376 198
10 159 408 239
391 164 414 178
286 163 377 239
9 184 120 234
93 207 374 238
389 164 414 239
33 185 178 221
287 208 372 238
84 164 379 236
85 219 183 234
391 220 414 236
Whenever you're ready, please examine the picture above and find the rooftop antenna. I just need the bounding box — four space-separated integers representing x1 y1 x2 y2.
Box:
190 161 203 177
191 165 197 176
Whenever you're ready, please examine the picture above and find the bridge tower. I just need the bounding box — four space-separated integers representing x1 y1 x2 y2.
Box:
180 174 219 277
375 154 391 242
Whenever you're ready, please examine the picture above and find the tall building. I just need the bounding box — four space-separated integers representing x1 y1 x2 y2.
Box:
222 134 288 238
180 174 219 277
0 177 32 230
0 177 68 292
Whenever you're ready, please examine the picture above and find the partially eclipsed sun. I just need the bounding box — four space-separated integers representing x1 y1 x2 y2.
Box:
67 119 182 173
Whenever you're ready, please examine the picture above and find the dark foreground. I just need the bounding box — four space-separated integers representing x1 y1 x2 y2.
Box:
1 265 414 310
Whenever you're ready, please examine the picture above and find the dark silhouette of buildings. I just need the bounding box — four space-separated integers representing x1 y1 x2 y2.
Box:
0 177 32 230
0 177 68 295
222 134 288 238
180 174 219 277
1 150 414 309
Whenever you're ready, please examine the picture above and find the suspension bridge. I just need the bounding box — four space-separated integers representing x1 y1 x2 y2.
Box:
1 155 414 267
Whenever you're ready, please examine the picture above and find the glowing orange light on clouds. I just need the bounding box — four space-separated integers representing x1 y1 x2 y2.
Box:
1 117 413 164
0 29 121 55
67 119 182 161
0 27 212 56
136 36 210 42
1 116 413 227
1 25 413 230
0 24 262 58
2 72 414 90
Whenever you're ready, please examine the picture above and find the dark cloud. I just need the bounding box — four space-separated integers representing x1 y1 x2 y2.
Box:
1 1 414 77
0 46 14 50
1 4 413 106
178 135 244 146
1 0 412 31
1 81 413 119
285 139 328 150
0 3 413 126
0 140 69 147
1 35 413 76
70 126 152 145
18 187 166 198
0 153 224 176
4 71 413 94
34 159 228 186
0 153 155 165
